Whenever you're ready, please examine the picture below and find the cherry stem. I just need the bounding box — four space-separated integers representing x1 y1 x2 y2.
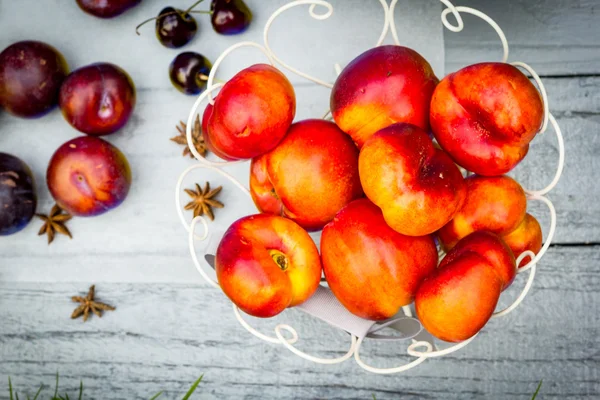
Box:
135 0 210 36
198 74 226 84
184 0 206 14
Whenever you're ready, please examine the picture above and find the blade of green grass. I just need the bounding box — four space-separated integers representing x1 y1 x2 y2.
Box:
9 371 208 400
32 385 43 400
182 375 203 400
53 373 59 398
531 380 543 400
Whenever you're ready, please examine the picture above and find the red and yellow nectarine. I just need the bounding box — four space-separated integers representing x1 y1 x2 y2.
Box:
430 62 543 176
321 199 438 320
216 214 322 318
205 64 295 160
331 45 438 148
438 175 527 250
359 123 466 236
501 213 543 268
250 119 363 231
415 231 516 342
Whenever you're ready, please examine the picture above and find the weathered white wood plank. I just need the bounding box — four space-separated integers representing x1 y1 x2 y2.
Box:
1 246 598 399
444 0 600 75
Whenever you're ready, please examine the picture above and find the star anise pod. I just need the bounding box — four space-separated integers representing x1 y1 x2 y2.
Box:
184 181 224 221
36 204 72 244
71 285 115 322
171 115 207 158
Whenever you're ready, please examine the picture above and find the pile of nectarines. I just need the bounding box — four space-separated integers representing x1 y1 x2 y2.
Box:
206 44 544 343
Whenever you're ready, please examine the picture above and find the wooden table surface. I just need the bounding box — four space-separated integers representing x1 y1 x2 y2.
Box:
1 0 598 399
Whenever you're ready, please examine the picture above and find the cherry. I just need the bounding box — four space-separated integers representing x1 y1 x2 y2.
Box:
169 52 212 95
155 7 198 48
136 0 210 48
211 0 252 35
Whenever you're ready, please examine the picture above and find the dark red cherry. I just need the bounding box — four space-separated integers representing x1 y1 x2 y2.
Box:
169 52 212 95
76 0 142 19
0 153 37 236
210 0 252 35
155 7 198 48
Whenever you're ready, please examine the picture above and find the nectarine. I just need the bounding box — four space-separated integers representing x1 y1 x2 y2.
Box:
205 64 295 160
321 199 438 320
359 123 465 236
330 45 438 148
216 214 322 318
430 62 543 176
250 119 363 231
501 213 543 268
438 175 527 250
415 231 516 342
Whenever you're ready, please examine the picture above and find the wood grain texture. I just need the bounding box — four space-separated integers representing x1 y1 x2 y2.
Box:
444 0 600 75
0 246 598 399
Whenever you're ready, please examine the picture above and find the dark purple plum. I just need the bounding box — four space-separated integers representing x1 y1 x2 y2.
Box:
211 0 252 35
76 0 142 18
0 153 37 236
155 7 198 48
0 41 69 118
169 52 212 95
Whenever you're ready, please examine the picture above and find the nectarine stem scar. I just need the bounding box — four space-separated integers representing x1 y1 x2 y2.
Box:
269 249 289 271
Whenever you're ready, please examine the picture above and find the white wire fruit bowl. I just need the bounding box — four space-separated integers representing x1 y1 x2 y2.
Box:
174 0 565 374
